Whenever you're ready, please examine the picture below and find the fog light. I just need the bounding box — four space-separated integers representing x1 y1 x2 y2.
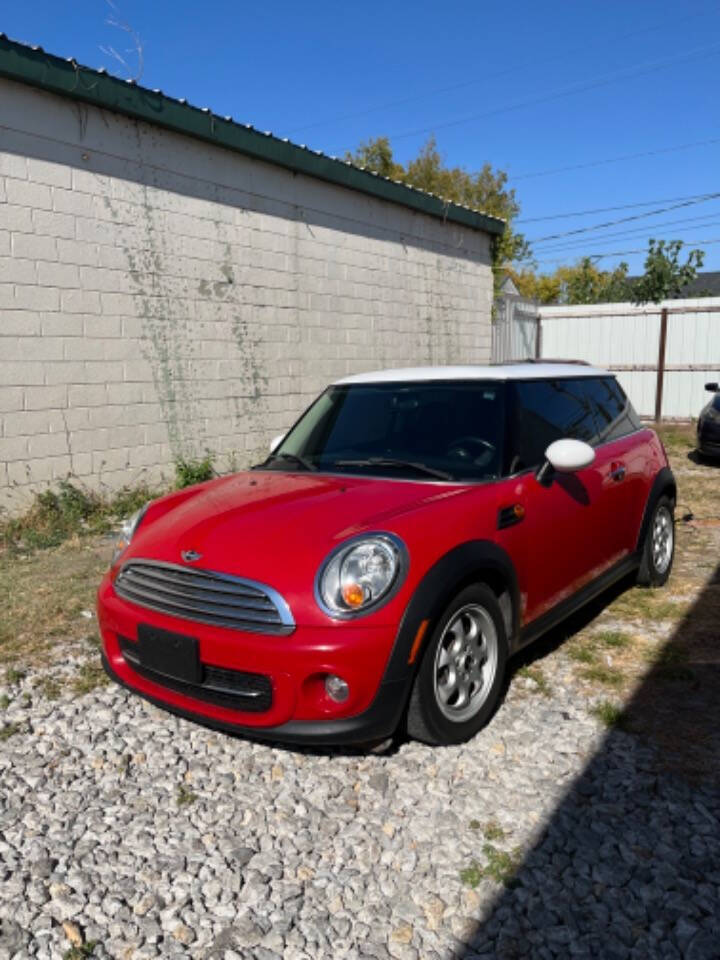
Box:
325 674 349 703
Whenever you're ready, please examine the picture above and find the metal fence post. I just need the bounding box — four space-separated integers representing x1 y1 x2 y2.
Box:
654 306 668 422
535 312 542 359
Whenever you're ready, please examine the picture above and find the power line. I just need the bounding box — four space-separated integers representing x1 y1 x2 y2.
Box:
527 193 720 244
517 191 720 224
509 135 720 182
286 4 711 136
533 237 720 266
374 41 720 145
532 211 720 253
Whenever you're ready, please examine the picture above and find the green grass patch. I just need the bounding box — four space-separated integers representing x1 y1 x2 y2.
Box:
517 665 552 697
567 643 598 664
72 660 109 696
0 480 158 553
581 663 624 687
460 843 521 889
483 821 505 841
177 785 198 807
0 695 10 710
644 643 695 682
459 861 484 888
4 667 26 685
0 722 21 741
36 676 61 701
63 943 97 960
611 589 686 623
174 454 215 488
595 630 631 649
591 701 629 730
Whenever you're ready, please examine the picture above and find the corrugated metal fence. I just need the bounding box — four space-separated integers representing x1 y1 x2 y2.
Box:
493 296 720 420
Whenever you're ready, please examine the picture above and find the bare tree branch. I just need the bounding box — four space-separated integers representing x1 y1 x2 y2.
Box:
99 0 144 82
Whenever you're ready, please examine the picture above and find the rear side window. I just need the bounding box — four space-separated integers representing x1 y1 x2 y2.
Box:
506 375 641 473
582 377 642 442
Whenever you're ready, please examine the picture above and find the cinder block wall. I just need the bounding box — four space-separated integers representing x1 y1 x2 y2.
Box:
0 76 494 512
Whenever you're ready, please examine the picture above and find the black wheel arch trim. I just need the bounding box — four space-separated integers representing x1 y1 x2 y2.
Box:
383 540 521 686
636 466 676 554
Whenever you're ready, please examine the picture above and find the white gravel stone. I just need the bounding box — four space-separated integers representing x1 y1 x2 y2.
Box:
0 657 718 958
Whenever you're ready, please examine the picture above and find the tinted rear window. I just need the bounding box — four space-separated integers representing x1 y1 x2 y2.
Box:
506 376 641 472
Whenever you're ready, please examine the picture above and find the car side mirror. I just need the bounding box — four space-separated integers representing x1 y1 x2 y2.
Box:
269 433 285 453
705 382 719 393
536 439 595 485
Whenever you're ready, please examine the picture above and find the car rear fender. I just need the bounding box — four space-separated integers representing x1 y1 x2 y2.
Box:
635 466 676 555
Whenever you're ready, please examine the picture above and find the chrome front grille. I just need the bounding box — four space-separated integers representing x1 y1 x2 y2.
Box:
114 560 294 635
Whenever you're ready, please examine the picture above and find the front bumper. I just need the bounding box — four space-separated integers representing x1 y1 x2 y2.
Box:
98 573 411 745
101 652 408 744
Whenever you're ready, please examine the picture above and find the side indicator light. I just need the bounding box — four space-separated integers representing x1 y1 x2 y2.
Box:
408 619 430 664
513 503 525 519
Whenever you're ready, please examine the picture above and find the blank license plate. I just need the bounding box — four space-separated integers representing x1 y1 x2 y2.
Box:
137 624 200 684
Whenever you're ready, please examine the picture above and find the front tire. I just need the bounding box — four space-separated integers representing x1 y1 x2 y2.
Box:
405 584 508 745
637 494 675 587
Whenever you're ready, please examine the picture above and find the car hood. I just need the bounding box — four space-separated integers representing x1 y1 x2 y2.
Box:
126 469 473 591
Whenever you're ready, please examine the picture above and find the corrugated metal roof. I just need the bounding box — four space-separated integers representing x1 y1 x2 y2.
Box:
0 35 505 237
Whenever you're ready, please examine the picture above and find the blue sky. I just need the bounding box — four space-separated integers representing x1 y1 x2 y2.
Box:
4 0 719 274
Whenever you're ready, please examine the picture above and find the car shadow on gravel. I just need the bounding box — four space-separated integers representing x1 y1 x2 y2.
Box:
458 564 720 960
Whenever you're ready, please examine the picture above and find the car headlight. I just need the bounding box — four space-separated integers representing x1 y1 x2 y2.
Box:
111 505 148 566
316 533 408 618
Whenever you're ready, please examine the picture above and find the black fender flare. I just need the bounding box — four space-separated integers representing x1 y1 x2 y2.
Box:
635 466 676 555
382 540 521 686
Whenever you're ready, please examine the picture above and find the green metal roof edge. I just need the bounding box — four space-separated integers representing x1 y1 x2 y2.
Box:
0 35 505 238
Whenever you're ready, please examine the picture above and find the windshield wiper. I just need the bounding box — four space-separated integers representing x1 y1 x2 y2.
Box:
255 452 317 471
333 457 453 481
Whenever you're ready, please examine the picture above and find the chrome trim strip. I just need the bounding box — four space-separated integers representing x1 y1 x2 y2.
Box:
115 559 295 635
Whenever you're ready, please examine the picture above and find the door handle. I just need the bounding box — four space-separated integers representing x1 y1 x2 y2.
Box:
610 465 626 482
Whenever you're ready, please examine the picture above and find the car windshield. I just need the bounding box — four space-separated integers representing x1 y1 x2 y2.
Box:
263 381 505 481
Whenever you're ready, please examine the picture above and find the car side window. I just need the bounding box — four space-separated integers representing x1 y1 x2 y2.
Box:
580 376 642 442
506 378 598 473
713 394 720 412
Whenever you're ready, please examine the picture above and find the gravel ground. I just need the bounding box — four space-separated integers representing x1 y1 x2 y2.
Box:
1 651 718 960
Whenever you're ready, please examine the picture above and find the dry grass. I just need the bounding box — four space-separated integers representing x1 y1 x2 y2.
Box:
0 535 112 691
562 422 720 783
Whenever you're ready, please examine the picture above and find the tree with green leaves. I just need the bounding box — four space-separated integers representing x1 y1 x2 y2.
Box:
346 136 529 282
630 239 705 304
508 258 631 305
510 237 706 306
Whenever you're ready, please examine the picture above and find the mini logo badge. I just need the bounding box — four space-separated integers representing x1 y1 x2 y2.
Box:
181 549 202 563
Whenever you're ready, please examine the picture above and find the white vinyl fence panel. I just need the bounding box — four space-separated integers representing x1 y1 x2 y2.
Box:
538 298 720 420
492 295 539 362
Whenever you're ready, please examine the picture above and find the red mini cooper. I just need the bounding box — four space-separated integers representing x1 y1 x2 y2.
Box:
98 363 676 746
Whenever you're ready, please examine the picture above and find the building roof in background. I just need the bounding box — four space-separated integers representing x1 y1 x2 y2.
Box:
624 270 720 299
678 271 720 298
0 34 505 238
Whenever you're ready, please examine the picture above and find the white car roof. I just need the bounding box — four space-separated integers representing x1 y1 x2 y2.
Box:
335 363 610 385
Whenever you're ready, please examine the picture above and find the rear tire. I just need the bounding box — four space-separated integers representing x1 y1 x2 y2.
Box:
405 584 507 745
637 494 675 587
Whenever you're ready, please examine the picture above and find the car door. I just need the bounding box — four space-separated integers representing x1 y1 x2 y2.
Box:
579 376 645 560
495 377 612 627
